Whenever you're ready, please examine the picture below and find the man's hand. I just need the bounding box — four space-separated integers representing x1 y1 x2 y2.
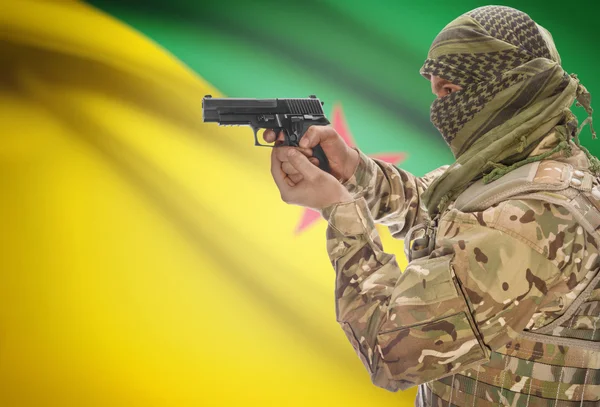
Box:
263 125 359 183
271 148 354 211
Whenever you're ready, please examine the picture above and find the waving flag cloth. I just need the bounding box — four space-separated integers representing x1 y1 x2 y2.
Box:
0 1 414 406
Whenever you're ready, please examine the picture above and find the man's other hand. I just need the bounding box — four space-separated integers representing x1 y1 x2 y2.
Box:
263 125 359 182
271 148 353 211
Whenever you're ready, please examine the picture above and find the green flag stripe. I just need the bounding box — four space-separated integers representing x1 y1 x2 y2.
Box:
87 0 600 171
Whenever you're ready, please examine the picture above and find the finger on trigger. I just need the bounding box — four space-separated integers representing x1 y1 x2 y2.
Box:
309 157 319 166
263 129 275 143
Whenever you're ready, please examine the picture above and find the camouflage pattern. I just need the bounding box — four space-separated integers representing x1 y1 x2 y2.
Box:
321 138 600 405
323 5 599 404
341 148 448 239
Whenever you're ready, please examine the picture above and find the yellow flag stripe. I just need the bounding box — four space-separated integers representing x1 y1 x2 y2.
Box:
2 0 213 100
0 1 415 405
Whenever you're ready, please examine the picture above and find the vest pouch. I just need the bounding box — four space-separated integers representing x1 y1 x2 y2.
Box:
375 254 491 389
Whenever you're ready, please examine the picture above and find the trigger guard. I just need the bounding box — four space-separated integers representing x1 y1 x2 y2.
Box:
251 125 261 146
252 126 278 148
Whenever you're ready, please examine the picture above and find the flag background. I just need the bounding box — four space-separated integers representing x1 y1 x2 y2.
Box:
1 1 598 406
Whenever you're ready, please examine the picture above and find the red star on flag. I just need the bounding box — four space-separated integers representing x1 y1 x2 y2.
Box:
295 103 406 234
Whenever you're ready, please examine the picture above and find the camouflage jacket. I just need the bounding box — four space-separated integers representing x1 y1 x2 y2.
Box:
320 141 600 404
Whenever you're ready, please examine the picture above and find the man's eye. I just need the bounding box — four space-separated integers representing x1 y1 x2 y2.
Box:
444 87 453 95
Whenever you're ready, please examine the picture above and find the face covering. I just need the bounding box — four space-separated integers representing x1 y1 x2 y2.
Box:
419 5 597 216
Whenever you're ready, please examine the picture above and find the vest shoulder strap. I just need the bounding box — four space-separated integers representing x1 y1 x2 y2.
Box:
454 159 599 235
454 160 594 212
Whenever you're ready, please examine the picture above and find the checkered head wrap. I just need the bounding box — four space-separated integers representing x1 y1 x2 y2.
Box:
421 6 568 157
419 6 597 215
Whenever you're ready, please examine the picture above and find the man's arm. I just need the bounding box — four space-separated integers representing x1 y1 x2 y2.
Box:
342 149 448 238
264 126 448 238
321 197 591 391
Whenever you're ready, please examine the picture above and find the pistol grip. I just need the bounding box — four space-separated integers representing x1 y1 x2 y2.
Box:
293 117 331 174
312 144 330 173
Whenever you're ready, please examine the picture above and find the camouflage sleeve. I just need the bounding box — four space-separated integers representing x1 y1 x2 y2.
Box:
322 197 580 392
341 148 448 238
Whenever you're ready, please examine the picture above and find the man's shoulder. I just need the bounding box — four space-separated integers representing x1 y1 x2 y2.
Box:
445 196 576 228
442 197 581 263
492 197 578 243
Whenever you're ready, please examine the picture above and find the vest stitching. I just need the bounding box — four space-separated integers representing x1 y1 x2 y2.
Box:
435 375 600 406
555 315 578 405
579 318 599 407
525 372 533 407
449 374 456 407
507 350 587 364
461 369 596 393
497 355 510 406
500 348 592 363
472 367 481 407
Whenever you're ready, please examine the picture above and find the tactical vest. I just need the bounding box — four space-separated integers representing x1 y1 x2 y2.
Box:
408 160 600 406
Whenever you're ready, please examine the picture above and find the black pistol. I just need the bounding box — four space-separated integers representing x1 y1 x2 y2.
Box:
202 95 331 173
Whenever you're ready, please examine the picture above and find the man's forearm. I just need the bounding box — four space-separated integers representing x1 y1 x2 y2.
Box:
341 149 442 238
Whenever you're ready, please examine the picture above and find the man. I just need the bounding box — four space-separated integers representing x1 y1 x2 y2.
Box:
265 5 600 407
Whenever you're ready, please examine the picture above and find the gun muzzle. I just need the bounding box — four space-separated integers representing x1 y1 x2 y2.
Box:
202 95 220 122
